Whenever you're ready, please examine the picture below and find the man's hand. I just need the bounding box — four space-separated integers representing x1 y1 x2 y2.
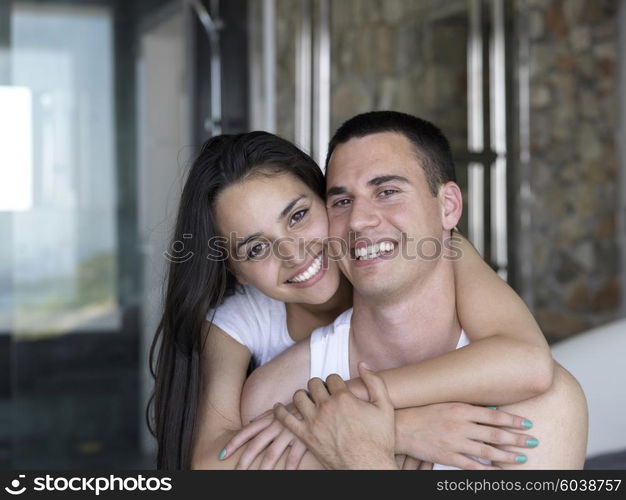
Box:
274 362 398 470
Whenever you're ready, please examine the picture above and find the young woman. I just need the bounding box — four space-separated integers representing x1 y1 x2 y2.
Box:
148 131 553 470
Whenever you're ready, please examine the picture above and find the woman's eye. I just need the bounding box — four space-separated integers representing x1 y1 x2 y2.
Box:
247 242 269 260
289 208 308 227
331 198 351 208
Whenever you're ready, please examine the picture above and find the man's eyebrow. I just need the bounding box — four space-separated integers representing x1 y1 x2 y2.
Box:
367 175 410 186
236 232 263 252
326 176 410 198
326 186 347 198
277 194 306 221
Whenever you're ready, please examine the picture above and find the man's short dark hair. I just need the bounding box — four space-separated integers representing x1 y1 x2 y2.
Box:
325 111 456 196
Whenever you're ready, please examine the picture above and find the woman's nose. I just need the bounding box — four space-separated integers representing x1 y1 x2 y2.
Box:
275 237 304 267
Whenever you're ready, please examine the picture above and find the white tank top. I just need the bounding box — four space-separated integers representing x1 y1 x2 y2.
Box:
309 307 481 470
310 308 471 380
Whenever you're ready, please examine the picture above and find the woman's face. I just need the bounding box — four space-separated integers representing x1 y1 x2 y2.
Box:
214 171 341 305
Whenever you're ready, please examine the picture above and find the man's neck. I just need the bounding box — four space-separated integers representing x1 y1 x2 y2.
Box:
349 260 461 375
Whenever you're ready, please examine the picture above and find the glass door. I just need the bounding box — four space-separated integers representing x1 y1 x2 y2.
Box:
1 1 126 468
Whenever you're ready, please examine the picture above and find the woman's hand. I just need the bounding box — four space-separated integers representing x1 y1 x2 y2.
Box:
220 405 308 470
396 403 538 469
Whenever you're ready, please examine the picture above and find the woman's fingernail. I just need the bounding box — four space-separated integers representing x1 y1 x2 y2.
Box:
516 454 528 464
526 438 539 448
485 405 497 410
522 419 533 429
218 448 227 460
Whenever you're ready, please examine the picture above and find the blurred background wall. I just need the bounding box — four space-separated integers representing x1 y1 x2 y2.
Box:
0 0 623 468
520 0 620 339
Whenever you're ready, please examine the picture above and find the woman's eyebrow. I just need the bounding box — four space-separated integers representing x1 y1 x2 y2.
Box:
277 194 306 221
236 232 262 252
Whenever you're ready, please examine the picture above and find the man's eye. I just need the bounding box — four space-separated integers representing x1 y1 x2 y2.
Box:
289 208 308 227
379 189 398 197
331 198 351 207
247 242 269 260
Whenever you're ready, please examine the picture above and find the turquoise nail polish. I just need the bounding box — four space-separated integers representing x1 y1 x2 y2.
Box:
526 438 539 448
218 448 227 460
516 455 528 464
522 419 533 429
485 405 497 410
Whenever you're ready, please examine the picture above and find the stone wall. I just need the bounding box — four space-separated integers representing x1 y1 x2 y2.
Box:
271 0 469 151
521 0 621 339
330 0 468 153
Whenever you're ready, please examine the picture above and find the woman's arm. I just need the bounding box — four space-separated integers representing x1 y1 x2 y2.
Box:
345 234 554 409
225 341 537 469
228 371 537 469
453 233 548 349
195 329 315 469
218 235 554 467
190 322 251 469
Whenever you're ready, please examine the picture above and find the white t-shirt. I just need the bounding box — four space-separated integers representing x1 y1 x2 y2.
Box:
207 285 294 367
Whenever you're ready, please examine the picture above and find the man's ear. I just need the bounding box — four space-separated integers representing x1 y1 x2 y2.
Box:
439 181 463 230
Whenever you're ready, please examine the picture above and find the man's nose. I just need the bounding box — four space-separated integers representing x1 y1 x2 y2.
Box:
348 197 381 233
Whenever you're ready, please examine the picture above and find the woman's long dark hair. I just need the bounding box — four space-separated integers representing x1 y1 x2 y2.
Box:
147 131 325 469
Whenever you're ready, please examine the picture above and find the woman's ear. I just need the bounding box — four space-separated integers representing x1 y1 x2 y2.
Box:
439 181 463 231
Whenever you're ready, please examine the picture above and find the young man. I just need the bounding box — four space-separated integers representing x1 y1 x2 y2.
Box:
211 112 588 469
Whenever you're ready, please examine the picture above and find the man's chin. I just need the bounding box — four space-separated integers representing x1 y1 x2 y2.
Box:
351 279 396 301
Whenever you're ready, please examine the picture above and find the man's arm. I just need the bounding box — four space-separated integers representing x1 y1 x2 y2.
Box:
239 338 312 423
495 362 588 469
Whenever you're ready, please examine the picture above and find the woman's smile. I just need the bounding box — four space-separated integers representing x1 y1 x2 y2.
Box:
285 252 327 287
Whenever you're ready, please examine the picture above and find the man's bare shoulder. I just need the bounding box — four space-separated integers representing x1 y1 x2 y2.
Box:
240 338 311 423
253 339 311 391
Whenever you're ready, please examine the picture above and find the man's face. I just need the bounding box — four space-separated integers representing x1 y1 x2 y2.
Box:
326 132 449 300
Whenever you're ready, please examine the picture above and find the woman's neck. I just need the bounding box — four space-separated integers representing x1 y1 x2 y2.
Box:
285 274 353 342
